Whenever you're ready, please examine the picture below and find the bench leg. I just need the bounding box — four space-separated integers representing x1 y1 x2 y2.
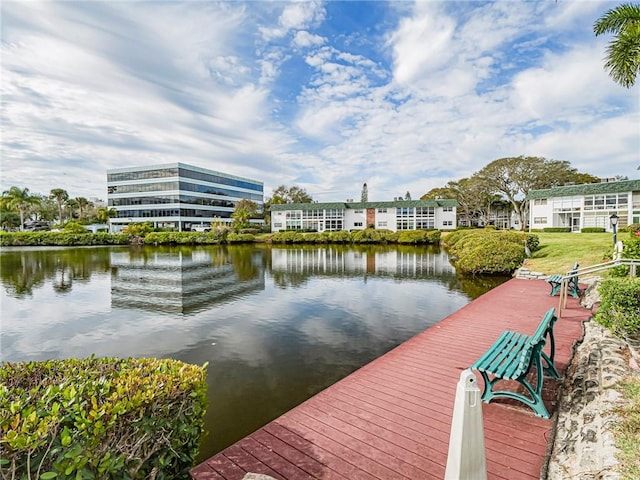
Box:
549 282 561 296
477 355 551 419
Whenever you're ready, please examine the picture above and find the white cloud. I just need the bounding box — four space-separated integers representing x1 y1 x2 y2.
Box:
293 30 325 48
389 2 456 85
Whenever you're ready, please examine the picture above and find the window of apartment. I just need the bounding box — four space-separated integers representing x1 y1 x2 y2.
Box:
534 199 547 206
396 219 414 230
416 220 435 229
325 209 343 218
354 222 363 227
442 220 453 226
534 217 547 224
442 206 454 212
377 221 387 227
274 223 282 228
377 208 387 213
353 209 363 214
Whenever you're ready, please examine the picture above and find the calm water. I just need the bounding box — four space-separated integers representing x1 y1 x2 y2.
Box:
0 244 508 460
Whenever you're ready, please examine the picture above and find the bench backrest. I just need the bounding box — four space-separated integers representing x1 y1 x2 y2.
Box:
511 308 556 376
568 262 579 279
528 308 557 348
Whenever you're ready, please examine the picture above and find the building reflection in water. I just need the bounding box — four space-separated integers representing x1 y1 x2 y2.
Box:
270 247 456 278
110 248 265 314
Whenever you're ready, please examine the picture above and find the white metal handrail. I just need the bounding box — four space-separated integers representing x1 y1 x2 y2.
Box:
557 258 639 318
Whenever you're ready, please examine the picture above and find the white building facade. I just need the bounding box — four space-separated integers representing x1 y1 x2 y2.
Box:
107 163 263 232
527 179 640 232
271 199 458 233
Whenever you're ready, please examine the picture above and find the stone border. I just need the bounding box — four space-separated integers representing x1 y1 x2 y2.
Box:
545 278 639 479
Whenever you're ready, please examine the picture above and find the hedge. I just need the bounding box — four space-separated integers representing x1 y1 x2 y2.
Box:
610 237 640 277
542 227 572 233
0 232 130 247
0 357 207 480
595 277 640 337
441 229 537 275
581 227 606 233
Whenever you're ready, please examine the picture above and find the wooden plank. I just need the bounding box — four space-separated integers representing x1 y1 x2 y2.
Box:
192 279 591 480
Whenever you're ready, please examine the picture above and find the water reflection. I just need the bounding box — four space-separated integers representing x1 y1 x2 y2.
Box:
0 244 508 460
110 247 265 314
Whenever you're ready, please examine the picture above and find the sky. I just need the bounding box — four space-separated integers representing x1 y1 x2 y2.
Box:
1 0 639 203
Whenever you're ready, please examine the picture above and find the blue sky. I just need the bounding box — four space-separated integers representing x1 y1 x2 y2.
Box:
1 1 638 202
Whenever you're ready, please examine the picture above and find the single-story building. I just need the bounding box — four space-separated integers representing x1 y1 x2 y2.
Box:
270 199 458 233
527 179 640 232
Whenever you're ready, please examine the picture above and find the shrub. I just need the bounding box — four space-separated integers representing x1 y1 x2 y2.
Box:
62 221 89 234
610 237 640 277
325 231 352 243
581 227 606 233
0 357 207 480
626 223 640 237
227 233 255 243
441 229 529 274
239 228 260 235
453 235 526 274
0 232 130 247
543 227 571 233
396 230 441 245
122 222 154 237
144 231 223 245
595 277 640 337
352 229 396 243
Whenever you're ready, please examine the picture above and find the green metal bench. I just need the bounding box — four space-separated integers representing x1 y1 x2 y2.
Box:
546 262 580 298
470 308 560 418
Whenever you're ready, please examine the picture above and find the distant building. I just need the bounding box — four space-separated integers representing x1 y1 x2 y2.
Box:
107 163 263 232
527 179 640 232
270 199 457 233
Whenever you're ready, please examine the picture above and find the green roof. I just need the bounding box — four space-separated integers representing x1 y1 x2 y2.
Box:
526 179 640 200
270 199 458 211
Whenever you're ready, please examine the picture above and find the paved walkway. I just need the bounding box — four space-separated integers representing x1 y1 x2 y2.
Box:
192 279 591 480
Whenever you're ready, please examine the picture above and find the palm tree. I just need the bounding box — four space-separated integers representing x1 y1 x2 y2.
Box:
594 3 640 88
75 197 92 220
1 186 41 230
96 207 117 232
50 188 69 224
64 198 79 220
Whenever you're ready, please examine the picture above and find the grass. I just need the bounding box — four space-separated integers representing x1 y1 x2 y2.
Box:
614 376 640 479
523 232 614 275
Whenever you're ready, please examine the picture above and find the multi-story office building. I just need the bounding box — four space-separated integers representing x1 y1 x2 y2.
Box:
107 163 263 232
270 199 458 233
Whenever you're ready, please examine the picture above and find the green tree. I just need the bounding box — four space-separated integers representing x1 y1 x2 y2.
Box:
49 188 69 224
232 199 258 231
420 187 456 200
35 195 58 223
1 186 41 231
75 197 92 221
404 191 411 201
264 185 313 224
594 3 640 88
475 156 590 230
96 207 117 224
64 198 79 220
270 185 313 204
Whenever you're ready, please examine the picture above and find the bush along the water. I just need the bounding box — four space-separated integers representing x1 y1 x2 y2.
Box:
396 230 440 245
0 357 207 480
351 229 398 244
595 277 640 337
442 229 536 275
0 231 130 247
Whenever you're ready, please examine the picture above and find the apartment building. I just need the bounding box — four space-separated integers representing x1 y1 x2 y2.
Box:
527 179 640 232
107 163 263 232
270 199 457 233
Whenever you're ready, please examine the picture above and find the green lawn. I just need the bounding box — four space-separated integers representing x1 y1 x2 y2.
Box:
523 232 615 275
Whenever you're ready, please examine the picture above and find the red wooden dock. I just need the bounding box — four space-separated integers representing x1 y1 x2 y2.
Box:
191 279 590 480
